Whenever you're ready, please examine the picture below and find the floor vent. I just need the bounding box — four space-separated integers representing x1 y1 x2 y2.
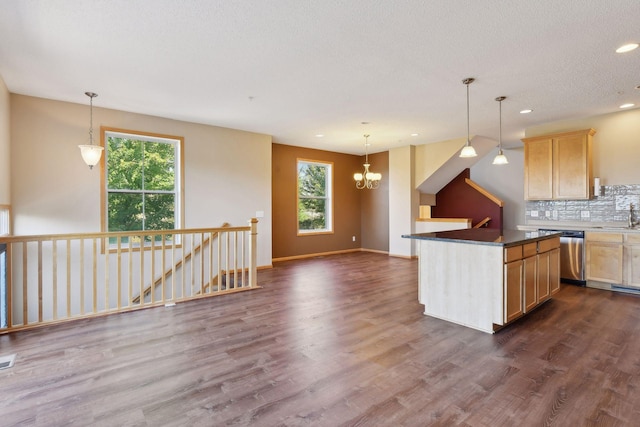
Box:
0 354 16 370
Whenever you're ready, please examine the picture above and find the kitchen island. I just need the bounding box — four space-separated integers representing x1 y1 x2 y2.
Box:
403 228 561 333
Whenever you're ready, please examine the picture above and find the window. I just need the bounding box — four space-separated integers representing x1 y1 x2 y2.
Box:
102 128 184 244
297 159 332 234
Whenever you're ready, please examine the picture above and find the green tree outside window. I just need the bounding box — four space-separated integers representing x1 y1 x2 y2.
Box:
297 160 332 233
106 131 180 244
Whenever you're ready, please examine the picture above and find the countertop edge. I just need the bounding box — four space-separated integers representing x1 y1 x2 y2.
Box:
402 230 561 247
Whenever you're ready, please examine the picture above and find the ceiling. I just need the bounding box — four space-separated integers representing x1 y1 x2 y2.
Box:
1 1 639 155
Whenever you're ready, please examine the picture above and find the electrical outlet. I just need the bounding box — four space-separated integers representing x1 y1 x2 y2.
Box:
352 235 356 242
530 211 539 217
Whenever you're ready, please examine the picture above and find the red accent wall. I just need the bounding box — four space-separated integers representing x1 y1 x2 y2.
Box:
431 169 503 229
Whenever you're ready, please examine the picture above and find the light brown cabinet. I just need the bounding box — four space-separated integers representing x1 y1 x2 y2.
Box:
503 236 560 323
523 248 537 312
522 129 595 200
586 232 623 284
537 250 551 301
549 248 560 295
504 260 524 323
624 234 640 288
586 231 640 288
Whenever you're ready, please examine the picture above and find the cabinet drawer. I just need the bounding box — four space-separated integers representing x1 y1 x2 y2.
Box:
538 237 560 252
586 232 624 243
626 234 640 244
523 242 537 258
505 245 523 263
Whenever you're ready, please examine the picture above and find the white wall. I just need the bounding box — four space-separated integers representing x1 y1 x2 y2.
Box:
470 148 525 230
10 94 273 267
389 145 418 257
0 75 10 205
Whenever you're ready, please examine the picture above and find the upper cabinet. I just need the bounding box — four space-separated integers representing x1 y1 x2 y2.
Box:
522 128 595 200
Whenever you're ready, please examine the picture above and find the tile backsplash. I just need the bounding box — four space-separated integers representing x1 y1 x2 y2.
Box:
526 185 640 223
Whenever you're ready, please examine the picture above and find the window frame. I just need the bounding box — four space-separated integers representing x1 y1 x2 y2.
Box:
0 204 11 236
296 158 334 236
100 127 185 250
0 205 8 328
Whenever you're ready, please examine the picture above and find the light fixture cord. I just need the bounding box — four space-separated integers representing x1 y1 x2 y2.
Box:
466 82 470 144
364 134 369 163
498 98 502 150
89 95 94 146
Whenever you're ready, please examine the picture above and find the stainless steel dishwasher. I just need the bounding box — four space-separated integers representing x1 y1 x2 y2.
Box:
539 229 585 285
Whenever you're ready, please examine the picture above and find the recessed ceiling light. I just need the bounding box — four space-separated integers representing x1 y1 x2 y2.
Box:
616 43 639 53
619 103 635 109
411 133 419 137
520 109 533 114
315 134 324 137
635 85 640 90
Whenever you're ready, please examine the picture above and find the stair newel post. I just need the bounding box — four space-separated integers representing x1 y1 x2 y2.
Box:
249 218 258 288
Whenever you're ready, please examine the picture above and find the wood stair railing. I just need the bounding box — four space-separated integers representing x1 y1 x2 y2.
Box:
198 268 248 294
473 217 491 228
464 178 504 207
0 219 259 334
132 222 230 303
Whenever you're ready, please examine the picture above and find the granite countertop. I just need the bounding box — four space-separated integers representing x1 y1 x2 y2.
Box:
402 228 561 247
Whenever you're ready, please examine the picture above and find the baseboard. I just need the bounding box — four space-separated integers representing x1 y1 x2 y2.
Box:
272 248 361 263
388 253 418 259
360 248 389 255
271 248 409 263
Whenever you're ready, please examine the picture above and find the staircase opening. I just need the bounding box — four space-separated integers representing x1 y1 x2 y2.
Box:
430 169 504 229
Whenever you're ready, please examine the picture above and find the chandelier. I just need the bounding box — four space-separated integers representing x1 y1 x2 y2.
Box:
354 134 382 189
78 91 104 169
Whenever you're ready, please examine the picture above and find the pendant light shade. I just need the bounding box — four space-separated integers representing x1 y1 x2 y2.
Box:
459 78 477 158
79 145 104 168
78 92 103 169
460 145 478 158
492 149 508 165
492 96 509 165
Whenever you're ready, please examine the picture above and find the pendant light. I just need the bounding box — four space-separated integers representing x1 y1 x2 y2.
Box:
78 92 104 169
459 77 477 158
354 134 382 189
492 96 509 165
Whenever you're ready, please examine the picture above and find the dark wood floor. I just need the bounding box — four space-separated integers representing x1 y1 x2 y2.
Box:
2 252 640 426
